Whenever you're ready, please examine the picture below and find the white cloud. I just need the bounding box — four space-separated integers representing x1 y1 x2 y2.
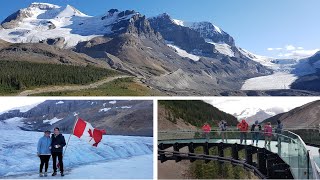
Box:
268 45 319 59
278 49 320 59
206 97 320 116
267 47 282 51
285 45 296 51
0 97 45 114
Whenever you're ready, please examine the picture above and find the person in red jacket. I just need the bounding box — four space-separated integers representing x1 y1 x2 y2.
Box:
237 119 249 144
202 123 211 141
264 122 273 147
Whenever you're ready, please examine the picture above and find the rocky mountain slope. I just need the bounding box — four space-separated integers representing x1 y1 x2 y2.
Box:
262 100 320 128
0 39 110 68
0 2 274 95
291 51 320 91
0 100 153 136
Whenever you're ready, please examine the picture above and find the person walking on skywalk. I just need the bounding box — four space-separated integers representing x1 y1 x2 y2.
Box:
264 122 272 147
237 119 249 144
218 120 228 143
251 120 262 146
275 120 283 147
202 123 211 142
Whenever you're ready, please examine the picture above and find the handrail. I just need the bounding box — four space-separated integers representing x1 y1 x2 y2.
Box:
159 128 320 133
158 129 314 179
159 130 300 143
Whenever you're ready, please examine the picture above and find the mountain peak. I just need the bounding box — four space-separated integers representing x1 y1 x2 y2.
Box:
57 4 89 17
29 2 61 9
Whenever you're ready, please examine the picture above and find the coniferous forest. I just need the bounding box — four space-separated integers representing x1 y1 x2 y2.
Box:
0 60 119 94
159 100 238 127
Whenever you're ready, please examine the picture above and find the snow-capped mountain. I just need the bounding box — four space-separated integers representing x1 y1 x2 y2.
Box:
0 3 141 48
172 19 235 46
234 107 285 124
0 100 153 136
0 3 275 95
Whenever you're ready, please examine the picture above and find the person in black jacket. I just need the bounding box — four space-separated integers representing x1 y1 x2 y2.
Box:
251 121 262 146
51 127 66 177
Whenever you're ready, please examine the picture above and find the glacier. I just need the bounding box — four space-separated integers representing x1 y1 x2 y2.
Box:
0 130 153 178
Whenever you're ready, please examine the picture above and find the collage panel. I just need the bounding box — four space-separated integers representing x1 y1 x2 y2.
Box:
0 0 320 180
0 97 153 179
158 97 320 179
0 1 319 97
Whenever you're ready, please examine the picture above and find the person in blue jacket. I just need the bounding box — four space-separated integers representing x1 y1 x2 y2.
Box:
37 130 52 177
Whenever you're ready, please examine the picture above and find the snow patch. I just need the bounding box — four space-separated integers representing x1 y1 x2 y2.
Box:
167 43 200 61
109 100 116 104
99 108 111 112
121 106 132 109
206 40 234 57
55 101 64 105
213 24 222 34
43 117 63 125
172 19 184 26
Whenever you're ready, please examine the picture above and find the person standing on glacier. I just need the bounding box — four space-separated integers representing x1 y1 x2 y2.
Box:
37 130 52 177
51 127 66 177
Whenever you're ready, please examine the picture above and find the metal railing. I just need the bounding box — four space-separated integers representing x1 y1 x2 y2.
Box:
158 130 313 179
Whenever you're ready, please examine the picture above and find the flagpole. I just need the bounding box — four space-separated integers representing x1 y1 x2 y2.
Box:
63 116 78 156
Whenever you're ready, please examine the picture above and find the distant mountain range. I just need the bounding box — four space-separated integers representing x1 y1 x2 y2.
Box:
0 100 153 136
234 107 285 125
0 2 319 95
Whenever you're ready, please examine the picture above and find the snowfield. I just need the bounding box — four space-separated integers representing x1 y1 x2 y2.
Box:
10 155 153 179
0 130 153 178
241 72 298 90
167 44 200 61
240 52 319 90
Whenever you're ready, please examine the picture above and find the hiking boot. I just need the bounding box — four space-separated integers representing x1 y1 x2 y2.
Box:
44 172 48 177
52 172 57 176
39 173 44 177
61 172 65 177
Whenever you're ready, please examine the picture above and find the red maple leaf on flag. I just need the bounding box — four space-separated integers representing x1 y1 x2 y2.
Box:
88 129 93 142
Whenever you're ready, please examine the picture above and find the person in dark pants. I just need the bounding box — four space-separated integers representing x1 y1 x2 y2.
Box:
51 127 66 177
251 121 262 146
37 130 52 177
275 120 283 147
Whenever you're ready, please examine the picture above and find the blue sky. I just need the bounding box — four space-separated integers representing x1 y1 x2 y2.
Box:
0 0 319 58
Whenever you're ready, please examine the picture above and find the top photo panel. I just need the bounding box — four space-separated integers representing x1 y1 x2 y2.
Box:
0 0 319 96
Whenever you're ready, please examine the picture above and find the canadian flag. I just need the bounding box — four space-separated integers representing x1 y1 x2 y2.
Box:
73 118 106 147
